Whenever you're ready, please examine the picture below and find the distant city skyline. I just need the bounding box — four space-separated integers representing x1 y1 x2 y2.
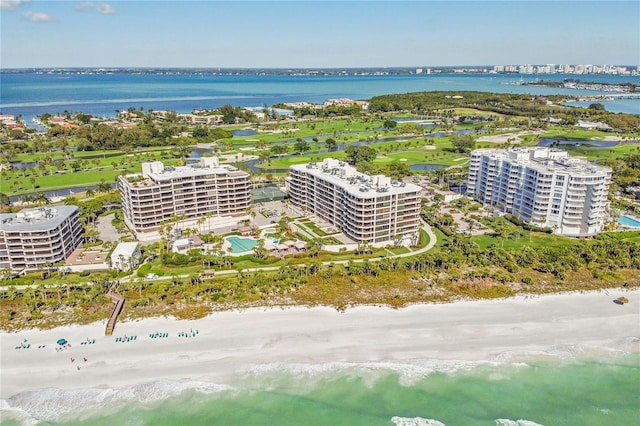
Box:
1 1 638 69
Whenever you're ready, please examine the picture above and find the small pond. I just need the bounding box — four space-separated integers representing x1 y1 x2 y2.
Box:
537 138 618 148
409 164 448 171
232 129 258 137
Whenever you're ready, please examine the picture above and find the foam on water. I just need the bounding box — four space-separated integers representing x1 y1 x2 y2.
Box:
240 337 638 388
391 416 446 426
1 379 231 424
240 358 498 389
2 350 638 425
495 420 545 426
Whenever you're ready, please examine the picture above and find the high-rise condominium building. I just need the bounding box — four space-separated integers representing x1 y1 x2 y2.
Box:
467 147 611 236
0 205 83 272
287 159 422 244
119 157 251 235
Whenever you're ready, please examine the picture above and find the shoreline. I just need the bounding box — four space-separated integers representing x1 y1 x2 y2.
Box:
1 289 638 402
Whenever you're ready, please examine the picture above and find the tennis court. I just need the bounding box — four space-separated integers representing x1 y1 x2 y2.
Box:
251 184 286 202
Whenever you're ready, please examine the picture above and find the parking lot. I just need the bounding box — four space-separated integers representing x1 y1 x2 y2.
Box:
252 200 304 227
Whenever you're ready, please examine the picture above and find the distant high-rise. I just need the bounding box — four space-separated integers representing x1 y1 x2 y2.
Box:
467 148 611 236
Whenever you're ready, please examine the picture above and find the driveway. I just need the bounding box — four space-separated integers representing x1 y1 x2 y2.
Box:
96 213 120 242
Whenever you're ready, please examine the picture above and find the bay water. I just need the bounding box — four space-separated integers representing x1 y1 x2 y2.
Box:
1 72 639 125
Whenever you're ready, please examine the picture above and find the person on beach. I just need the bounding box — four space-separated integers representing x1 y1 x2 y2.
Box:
84 357 87 362
71 357 75 362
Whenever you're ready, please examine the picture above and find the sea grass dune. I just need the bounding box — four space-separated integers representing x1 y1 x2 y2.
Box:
1 290 638 424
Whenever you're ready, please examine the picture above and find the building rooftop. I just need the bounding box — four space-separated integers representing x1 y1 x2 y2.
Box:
291 159 421 198
472 147 611 176
123 158 247 185
110 242 139 259
0 205 79 232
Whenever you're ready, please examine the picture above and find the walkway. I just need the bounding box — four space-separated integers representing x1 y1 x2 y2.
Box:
105 282 125 336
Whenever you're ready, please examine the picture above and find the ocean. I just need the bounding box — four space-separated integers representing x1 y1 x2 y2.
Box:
1 72 639 126
3 353 639 425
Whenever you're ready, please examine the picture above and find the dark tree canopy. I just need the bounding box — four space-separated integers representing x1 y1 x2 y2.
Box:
345 145 377 165
450 134 476 153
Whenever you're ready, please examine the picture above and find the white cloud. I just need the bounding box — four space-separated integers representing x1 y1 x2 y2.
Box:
96 3 116 14
74 2 116 15
0 0 30 11
74 2 95 12
22 11 58 23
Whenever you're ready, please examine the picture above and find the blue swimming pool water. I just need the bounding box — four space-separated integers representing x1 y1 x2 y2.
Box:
227 237 259 253
618 215 640 228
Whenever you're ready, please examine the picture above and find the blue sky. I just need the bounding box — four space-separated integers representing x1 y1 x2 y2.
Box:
1 1 638 68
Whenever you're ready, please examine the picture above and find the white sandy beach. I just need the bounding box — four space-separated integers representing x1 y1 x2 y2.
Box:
1 290 638 400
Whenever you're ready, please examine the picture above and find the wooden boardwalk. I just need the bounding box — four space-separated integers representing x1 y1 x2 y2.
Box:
105 282 125 336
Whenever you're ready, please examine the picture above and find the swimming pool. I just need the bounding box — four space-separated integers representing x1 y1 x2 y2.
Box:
618 215 640 228
226 236 259 253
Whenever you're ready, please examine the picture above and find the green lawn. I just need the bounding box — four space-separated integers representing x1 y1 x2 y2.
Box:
2 154 184 196
542 127 626 141
552 143 640 162
255 134 470 171
471 217 580 250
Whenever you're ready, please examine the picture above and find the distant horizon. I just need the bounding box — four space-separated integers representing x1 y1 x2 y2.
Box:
2 64 639 71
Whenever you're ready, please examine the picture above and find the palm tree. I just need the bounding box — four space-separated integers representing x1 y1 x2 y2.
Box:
34 192 50 206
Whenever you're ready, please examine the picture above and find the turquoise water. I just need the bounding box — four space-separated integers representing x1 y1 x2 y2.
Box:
619 215 640 228
226 236 259 253
2 354 638 425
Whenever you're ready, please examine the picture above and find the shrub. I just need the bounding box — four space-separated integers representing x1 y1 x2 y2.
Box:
79 271 91 277
162 253 195 266
504 214 552 233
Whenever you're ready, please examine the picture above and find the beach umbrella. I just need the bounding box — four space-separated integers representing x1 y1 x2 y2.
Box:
57 338 68 345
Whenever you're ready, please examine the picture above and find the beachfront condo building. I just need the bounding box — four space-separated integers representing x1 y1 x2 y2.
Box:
119 158 251 235
467 147 611 236
287 159 422 244
0 205 83 272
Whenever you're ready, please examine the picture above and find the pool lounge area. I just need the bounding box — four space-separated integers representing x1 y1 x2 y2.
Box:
618 215 640 229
